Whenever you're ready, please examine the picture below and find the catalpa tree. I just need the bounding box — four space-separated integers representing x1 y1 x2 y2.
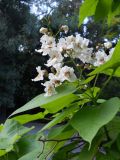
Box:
1 0 120 159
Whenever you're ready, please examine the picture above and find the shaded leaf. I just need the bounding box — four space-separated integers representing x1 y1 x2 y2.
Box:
38 126 75 160
70 97 120 145
17 135 43 160
40 103 79 132
108 0 120 25
18 149 40 160
78 133 103 160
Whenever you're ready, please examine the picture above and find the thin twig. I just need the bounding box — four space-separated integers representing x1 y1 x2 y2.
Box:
37 141 45 158
96 70 115 99
45 142 58 160
104 126 111 142
38 136 81 143
67 142 84 153
66 142 85 159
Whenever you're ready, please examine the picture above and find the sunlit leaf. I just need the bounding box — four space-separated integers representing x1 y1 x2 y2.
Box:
0 119 33 156
10 83 78 116
79 0 99 26
12 112 45 124
95 0 112 21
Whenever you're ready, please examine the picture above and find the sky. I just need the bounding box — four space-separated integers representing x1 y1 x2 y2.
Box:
30 1 58 19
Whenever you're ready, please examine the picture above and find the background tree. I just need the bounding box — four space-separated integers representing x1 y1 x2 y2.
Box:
0 0 44 118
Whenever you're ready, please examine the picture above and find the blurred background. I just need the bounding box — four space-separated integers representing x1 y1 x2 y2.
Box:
1 0 120 120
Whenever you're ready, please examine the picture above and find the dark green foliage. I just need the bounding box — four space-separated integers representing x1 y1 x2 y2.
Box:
0 0 43 111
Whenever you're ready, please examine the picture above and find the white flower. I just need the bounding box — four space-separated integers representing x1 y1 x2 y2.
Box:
58 36 76 54
49 73 61 87
32 66 45 82
93 47 115 67
57 34 91 61
32 26 117 97
75 34 89 48
109 47 115 59
66 35 75 42
40 35 55 46
75 34 83 45
45 49 63 67
57 38 67 52
42 81 57 97
65 36 76 54
53 63 63 72
81 38 89 49
93 50 108 66
58 34 91 60
35 48 43 53
59 66 77 82
18 44 24 52
39 27 48 34
104 42 112 49
40 35 56 56
61 25 69 33
78 48 93 64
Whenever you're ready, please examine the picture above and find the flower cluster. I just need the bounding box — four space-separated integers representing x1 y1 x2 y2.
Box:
32 26 114 96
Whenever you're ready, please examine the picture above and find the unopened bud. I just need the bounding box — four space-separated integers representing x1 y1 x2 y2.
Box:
104 42 112 49
61 25 69 34
39 27 48 34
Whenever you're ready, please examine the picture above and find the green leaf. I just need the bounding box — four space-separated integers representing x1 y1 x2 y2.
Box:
89 40 120 76
0 125 3 132
0 150 6 157
40 103 79 132
78 144 97 159
80 75 95 85
107 117 120 145
108 0 120 25
97 99 106 104
82 87 100 99
18 149 40 160
78 87 100 106
70 97 120 145
52 141 78 160
48 125 74 139
78 133 103 160
1 152 18 160
95 0 112 21
10 83 77 116
17 135 43 160
38 126 75 160
12 112 45 124
0 119 33 156
102 67 120 77
79 0 99 26
96 153 116 160
42 93 77 113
